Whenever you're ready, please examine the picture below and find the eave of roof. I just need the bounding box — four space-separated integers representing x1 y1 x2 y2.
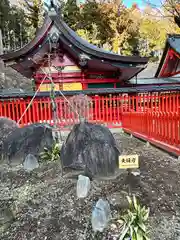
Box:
0 10 150 82
0 17 52 61
155 34 180 78
52 15 148 65
0 13 148 66
129 77 180 85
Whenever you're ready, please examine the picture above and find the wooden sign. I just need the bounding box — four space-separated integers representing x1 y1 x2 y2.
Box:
119 155 139 169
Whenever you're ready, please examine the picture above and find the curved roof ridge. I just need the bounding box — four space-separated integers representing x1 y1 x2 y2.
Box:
0 16 52 61
0 13 149 65
52 15 148 64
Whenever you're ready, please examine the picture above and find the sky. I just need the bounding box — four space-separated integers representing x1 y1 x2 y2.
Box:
9 0 162 8
123 0 162 8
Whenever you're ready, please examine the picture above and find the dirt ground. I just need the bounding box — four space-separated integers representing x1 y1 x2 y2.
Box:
0 133 180 240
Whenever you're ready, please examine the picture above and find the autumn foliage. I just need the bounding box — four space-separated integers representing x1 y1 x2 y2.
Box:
1 0 180 57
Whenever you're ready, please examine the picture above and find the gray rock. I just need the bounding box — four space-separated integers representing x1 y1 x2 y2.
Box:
1 123 54 166
0 117 19 147
23 154 39 172
0 207 14 226
61 122 120 179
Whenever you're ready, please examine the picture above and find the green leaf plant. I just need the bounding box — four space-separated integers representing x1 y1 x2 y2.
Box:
39 142 61 162
119 195 150 240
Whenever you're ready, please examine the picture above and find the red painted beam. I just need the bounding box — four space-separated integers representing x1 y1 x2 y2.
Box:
33 71 119 79
171 49 180 59
33 72 82 79
34 78 120 84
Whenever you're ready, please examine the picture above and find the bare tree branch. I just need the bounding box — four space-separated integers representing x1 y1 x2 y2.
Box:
142 0 180 27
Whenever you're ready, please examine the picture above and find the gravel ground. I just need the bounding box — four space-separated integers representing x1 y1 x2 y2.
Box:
0 133 179 240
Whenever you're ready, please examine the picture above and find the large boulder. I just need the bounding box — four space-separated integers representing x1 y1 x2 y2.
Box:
61 122 120 178
1 123 54 166
0 117 19 146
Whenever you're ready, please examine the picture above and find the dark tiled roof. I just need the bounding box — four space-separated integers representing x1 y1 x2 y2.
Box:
53 16 148 64
0 12 149 82
1 15 148 65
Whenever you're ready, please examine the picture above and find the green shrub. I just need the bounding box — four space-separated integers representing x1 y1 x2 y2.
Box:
40 142 61 162
119 195 150 240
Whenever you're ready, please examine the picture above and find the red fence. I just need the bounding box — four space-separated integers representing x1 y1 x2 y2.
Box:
0 92 180 155
122 92 180 155
0 94 126 128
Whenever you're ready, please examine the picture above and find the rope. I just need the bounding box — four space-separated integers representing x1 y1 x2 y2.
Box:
17 33 82 126
46 36 80 118
17 75 46 124
29 35 81 119
46 36 63 142
40 66 81 118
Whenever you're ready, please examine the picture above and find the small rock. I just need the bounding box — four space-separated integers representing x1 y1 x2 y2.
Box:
23 154 39 172
76 175 91 198
110 223 117 229
131 169 140 176
91 199 111 232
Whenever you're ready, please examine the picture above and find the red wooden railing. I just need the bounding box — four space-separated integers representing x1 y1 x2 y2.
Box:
0 92 180 155
122 92 180 155
0 94 125 128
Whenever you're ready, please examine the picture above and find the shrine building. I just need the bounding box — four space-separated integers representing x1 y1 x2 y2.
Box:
0 8 148 92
